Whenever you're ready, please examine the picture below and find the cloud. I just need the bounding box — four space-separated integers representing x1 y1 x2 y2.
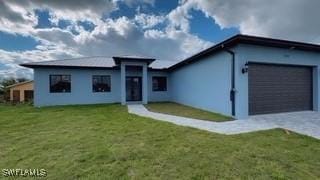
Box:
0 0 116 35
134 13 165 29
0 41 80 80
178 0 320 42
115 0 155 7
70 17 211 60
35 28 77 46
12 0 115 22
0 1 38 35
167 0 196 33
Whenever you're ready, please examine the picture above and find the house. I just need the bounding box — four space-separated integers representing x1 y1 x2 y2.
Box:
21 35 320 119
7 81 34 102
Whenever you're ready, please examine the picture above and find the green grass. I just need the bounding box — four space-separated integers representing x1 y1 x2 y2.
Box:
145 102 232 122
0 104 319 179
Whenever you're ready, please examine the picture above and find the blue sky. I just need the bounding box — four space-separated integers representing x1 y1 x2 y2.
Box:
0 0 318 79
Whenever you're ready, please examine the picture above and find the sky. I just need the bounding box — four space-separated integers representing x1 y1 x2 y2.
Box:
0 0 320 79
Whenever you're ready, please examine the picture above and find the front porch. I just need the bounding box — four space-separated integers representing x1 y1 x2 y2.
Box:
115 56 155 105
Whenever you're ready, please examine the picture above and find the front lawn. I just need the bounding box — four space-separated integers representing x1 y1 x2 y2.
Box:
0 104 319 179
145 102 232 122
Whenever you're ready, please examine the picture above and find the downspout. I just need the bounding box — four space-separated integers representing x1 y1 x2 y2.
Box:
224 48 236 116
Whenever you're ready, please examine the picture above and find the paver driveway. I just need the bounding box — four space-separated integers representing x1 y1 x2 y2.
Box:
128 105 320 139
249 111 320 139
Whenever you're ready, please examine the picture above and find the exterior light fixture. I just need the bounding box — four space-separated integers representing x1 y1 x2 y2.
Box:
242 62 249 74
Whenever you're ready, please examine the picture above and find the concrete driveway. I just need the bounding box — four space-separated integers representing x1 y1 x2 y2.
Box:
128 105 320 140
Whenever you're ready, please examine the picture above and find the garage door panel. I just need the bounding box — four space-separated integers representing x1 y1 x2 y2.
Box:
249 63 312 115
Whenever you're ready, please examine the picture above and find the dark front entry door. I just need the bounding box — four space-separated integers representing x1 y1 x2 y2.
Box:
126 76 142 101
12 90 20 102
249 63 313 115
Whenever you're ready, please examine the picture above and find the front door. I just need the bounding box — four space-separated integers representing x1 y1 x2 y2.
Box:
126 76 142 101
12 90 20 102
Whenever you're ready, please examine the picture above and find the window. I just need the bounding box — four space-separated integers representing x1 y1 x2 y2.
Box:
152 76 167 91
92 75 111 92
50 75 71 93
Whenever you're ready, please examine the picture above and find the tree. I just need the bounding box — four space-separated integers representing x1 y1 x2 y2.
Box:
17 78 29 83
0 78 17 89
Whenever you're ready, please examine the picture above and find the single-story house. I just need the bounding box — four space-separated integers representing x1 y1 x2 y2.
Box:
7 81 34 102
21 35 320 119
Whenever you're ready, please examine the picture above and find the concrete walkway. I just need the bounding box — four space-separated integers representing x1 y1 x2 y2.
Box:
127 104 320 139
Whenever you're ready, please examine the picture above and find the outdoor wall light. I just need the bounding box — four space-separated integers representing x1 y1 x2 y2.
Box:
242 62 249 74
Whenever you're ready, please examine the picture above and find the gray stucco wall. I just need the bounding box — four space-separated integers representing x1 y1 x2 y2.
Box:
148 70 171 102
170 52 232 116
235 44 320 118
34 68 170 106
34 68 121 106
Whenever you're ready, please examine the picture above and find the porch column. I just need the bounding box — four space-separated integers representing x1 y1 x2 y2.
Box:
121 63 126 105
142 64 148 104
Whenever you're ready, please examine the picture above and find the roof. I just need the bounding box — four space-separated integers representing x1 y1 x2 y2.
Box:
20 56 177 70
20 56 116 69
20 34 320 71
6 80 33 88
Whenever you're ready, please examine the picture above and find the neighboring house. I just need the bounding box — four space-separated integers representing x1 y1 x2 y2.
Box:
7 81 34 102
21 35 320 119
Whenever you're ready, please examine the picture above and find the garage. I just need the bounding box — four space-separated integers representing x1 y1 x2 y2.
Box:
248 63 313 115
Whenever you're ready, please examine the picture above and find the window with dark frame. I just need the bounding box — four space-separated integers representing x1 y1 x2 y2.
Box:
92 75 111 92
152 76 167 91
50 75 71 93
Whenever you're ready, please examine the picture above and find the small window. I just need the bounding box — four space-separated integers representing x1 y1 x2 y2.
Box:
92 75 111 92
50 75 71 93
152 76 167 91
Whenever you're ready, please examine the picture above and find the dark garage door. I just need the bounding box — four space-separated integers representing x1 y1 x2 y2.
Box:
249 63 313 115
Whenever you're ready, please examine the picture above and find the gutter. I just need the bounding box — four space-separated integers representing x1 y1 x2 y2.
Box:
224 48 236 116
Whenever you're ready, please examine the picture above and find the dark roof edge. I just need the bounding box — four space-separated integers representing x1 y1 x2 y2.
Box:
112 56 156 65
20 63 168 71
19 64 119 70
168 34 320 71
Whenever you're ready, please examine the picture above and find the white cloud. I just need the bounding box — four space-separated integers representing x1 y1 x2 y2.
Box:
0 1 38 35
134 13 165 29
0 45 80 80
20 0 115 23
72 17 211 60
167 0 195 33
178 0 320 42
115 0 155 7
0 0 116 35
